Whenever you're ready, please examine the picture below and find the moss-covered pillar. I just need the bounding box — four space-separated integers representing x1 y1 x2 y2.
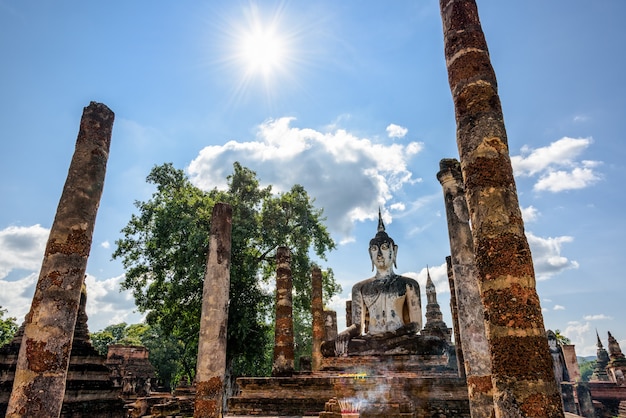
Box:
438 2 563 416
194 203 232 418
272 246 294 377
311 266 324 371
6 102 114 418
446 256 465 379
438 160 493 416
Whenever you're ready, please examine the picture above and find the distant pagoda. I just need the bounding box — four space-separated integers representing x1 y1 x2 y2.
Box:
421 268 452 342
590 331 610 382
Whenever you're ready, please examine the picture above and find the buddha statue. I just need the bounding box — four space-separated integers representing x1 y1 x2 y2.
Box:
351 212 422 335
324 211 424 356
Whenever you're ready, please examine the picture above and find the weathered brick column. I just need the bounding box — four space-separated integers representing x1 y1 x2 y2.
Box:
345 301 352 328
311 266 324 371
272 246 294 377
194 203 232 418
446 256 465 379
7 102 114 418
438 160 493 416
439 2 563 416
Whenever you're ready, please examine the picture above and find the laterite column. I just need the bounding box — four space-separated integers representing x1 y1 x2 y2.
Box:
446 256 465 379
194 203 233 418
7 102 114 417
439 2 563 416
311 266 324 371
438 159 492 416
272 246 294 377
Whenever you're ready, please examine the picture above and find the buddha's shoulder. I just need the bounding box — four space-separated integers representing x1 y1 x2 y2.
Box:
392 274 420 287
352 277 376 291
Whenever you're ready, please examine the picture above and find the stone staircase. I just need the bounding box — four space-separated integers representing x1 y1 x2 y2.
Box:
227 354 469 417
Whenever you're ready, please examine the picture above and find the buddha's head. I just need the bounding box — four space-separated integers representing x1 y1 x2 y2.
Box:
369 210 398 272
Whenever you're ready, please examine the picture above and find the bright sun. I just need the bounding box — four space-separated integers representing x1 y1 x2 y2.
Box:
220 3 302 103
240 26 286 76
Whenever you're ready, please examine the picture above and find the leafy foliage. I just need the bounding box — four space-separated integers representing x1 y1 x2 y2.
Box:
90 322 148 356
579 358 596 382
554 329 572 346
113 162 338 380
0 306 18 347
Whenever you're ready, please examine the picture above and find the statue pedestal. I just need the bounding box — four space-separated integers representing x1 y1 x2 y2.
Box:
319 353 455 376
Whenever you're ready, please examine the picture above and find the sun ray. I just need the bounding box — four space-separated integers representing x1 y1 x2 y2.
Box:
203 1 321 109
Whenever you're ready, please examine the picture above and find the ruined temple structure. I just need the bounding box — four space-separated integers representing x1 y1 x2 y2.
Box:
546 330 626 417
421 268 452 342
227 217 470 417
106 344 157 400
586 332 626 417
0 285 124 417
607 331 626 385
592 332 611 382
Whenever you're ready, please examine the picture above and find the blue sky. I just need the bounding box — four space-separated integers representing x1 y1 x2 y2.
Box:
1 1 624 357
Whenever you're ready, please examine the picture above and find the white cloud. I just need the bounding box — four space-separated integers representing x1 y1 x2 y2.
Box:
534 166 601 192
526 232 579 280
0 224 48 279
511 137 601 193
512 137 591 176
386 123 408 139
0 224 142 332
405 263 449 296
583 314 613 321
101 240 111 249
84 274 144 332
553 305 565 311
521 205 540 223
188 117 424 242
0 271 142 334
0 273 37 323
564 320 595 356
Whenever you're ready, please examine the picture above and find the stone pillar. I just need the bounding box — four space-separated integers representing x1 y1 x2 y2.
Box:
272 246 294 377
439 2 563 416
559 383 576 414
562 345 581 382
323 310 338 342
575 383 595 418
345 301 352 328
6 102 114 418
311 266 324 372
194 203 232 418
446 256 465 379
438 159 493 416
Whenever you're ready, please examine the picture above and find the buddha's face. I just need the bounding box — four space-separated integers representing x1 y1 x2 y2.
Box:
369 241 395 270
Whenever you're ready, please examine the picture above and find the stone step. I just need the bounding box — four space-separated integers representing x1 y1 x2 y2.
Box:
227 374 469 417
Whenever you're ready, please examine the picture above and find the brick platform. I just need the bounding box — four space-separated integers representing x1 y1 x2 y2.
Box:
227 372 469 417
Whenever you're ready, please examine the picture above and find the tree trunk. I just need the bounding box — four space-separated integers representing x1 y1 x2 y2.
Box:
6 102 114 418
438 2 564 416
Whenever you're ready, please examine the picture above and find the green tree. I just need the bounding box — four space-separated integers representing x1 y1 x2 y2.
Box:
90 322 148 356
113 162 338 380
579 358 596 382
0 306 18 347
554 329 572 346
